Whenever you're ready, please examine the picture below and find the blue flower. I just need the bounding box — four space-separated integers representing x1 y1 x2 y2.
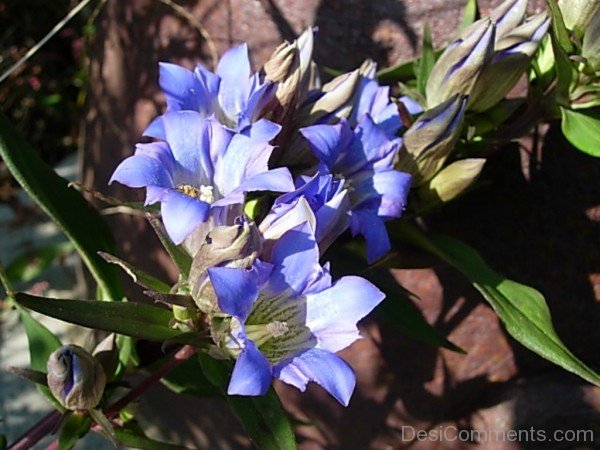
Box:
207 222 385 405
300 115 412 263
146 44 275 135
259 174 351 257
110 111 294 244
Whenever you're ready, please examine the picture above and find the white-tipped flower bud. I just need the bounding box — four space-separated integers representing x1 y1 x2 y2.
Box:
47 345 106 411
558 0 600 35
490 0 528 40
469 12 550 112
397 94 467 185
426 19 496 108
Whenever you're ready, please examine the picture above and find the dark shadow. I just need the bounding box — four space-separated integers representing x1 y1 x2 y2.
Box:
259 0 418 74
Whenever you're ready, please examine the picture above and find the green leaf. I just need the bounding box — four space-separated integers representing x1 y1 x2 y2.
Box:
545 0 573 53
58 413 92 450
18 306 65 409
6 243 72 283
397 222 600 386
458 0 479 33
98 252 171 292
161 356 220 397
0 113 123 300
147 215 192 276
560 107 600 156
113 425 190 450
326 245 464 353
16 293 181 341
198 353 297 450
417 25 435 96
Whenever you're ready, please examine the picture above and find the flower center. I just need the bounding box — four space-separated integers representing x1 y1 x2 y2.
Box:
245 321 289 347
177 184 215 204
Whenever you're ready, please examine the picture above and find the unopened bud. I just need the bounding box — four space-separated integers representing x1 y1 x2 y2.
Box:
558 0 600 34
397 95 467 185
490 0 527 40
419 158 486 203
469 12 550 112
426 19 495 108
47 345 106 411
264 28 315 112
189 216 261 311
583 10 600 70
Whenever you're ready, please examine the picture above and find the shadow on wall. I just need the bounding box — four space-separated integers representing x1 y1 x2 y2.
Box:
263 0 418 72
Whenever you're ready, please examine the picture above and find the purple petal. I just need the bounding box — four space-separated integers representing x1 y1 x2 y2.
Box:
228 340 273 396
350 211 391 263
109 151 173 192
143 116 166 140
217 44 252 120
158 62 203 112
300 120 352 169
241 118 281 142
161 190 210 244
314 189 351 253
352 170 411 218
162 111 215 183
275 348 356 406
208 266 259 321
374 103 403 135
305 275 385 352
213 168 294 207
398 95 424 116
268 222 321 295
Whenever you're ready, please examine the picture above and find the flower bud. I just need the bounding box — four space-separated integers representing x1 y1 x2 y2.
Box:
419 158 486 203
264 27 316 114
426 19 495 108
490 0 527 40
47 345 106 411
469 12 550 112
558 0 600 34
396 94 467 186
189 216 261 312
583 10 600 70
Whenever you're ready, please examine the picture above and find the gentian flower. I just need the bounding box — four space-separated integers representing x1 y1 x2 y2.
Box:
110 111 294 244
206 222 385 405
300 114 412 263
146 44 275 135
259 174 351 257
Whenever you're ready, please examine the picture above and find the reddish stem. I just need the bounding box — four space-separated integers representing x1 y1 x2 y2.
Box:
7 410 62 450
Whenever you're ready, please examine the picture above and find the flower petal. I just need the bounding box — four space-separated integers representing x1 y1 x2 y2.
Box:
213 168 294 207
305 275 385 352
217 44 252 121
109 153 173 191
352 169 411 218
275 348 356 406
350 211 391 263
158 62 203 112
162 111 216 185
143 116 166 140
208 266 259 321
161 190 210 244
228 340 272 396
267 222 322 295
300 120 352 169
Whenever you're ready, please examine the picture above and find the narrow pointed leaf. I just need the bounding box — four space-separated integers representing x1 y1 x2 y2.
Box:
16 293 180 341
198 353 297 450
0 113 122 300
417 25 435 96
458 0 480 33
99 252 171 292
397 223 600 386
147 214 192 276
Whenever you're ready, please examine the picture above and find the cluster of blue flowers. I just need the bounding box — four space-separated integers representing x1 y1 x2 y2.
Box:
110 31 412 406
